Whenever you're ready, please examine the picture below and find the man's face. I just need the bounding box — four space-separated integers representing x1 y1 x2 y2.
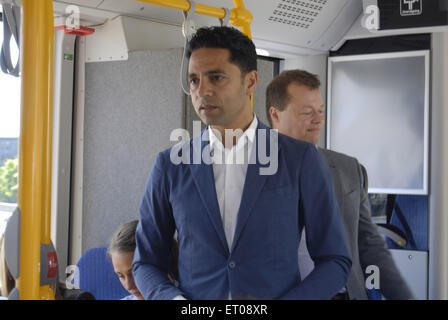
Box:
188 48 256 130
272 83 324 145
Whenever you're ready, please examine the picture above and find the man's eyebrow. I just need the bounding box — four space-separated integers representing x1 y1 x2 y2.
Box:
188 69 226 79
302 104 325 109
205 69 226 75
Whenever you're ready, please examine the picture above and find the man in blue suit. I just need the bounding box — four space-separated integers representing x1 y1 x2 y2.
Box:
133 26 351 300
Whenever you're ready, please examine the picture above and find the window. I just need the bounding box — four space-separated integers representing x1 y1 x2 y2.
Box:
0 5 21 235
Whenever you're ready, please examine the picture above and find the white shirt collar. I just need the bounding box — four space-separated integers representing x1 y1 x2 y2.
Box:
208 115 258 151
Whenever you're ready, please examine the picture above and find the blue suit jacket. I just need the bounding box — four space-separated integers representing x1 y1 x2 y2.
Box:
133 121 351 300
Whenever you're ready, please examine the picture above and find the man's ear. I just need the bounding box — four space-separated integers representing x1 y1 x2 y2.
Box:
269 106 280 127
245 70 258 96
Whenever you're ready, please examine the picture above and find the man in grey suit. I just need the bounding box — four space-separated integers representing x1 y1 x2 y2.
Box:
266 69 414 300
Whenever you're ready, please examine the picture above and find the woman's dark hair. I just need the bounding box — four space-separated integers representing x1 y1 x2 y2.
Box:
186 26 257 75
107 220 139 256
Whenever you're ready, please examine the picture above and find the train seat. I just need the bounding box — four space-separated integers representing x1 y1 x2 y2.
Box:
76 246 129 300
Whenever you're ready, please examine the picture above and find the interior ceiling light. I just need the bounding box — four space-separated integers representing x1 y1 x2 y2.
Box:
256 48 270 56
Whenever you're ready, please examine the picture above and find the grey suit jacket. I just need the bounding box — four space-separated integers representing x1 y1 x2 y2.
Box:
318 148 414 300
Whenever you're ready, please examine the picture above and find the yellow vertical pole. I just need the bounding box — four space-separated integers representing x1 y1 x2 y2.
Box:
18 0 54 300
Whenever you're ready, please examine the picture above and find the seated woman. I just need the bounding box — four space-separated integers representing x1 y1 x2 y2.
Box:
108 220 144 300
107 220 178 300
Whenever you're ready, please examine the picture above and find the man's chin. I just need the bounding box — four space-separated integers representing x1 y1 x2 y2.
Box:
133 292 144 300
199 116 222 127
310 138 320 145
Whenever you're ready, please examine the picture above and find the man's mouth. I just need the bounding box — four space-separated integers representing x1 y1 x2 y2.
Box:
200 105 219 112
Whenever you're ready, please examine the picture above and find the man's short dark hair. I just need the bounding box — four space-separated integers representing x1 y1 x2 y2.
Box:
265 69 321 127
186 26 257 75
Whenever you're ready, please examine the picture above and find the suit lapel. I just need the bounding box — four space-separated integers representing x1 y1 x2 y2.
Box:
231 123 278 252
189 130 229 255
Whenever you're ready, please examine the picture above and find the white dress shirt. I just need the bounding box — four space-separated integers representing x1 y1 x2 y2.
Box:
208 115 258 249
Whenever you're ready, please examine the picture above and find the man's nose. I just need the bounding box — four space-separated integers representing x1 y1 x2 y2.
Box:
312 110 324 122
198 78 212 97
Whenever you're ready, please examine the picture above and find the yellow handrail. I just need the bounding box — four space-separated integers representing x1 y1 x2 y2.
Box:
137 0 253 38
18 0 55 300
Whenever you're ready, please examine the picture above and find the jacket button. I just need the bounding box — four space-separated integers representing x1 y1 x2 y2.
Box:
229 261 236 268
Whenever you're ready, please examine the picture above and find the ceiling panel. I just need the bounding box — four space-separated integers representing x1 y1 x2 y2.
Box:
246 0 355 48
98 0 187 26
52 0 362 56
53 1 118 26
98 0 236 27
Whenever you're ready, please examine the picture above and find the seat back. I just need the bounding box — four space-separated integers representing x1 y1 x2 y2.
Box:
386 195 428 251
367 288 382 300
76 246 129 300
